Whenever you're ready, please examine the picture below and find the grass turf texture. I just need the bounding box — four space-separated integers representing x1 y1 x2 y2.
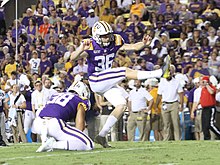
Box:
0 141 220 165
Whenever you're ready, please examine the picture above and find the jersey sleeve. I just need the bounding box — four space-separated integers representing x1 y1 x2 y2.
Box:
78 102 88 111
76 96 90 111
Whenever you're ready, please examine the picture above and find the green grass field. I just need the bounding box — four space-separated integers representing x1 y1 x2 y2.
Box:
0 141 220 165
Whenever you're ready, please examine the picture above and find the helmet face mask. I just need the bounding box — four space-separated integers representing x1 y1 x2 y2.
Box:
92 21 114 47
100 33 114 46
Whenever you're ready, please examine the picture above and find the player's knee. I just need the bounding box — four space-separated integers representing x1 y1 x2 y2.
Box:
116 104 127 112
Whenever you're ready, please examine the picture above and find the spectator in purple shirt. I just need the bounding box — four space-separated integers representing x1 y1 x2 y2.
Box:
164 4 174 22
39 51 52 76
115 22 132 44
178 5 193 23
45 36 57 50
47 43 60 69
63 8 79 33
200 37 212 54
128 14 146 36
42 0 55 11
189 59 210 80
158 0 173 14
77 0 91 18
21 8 34 27
140 46 158 65
34 5 44 26
63 8 79 27
12 20 26 41
57 35 68 54
190 47 203 63
189 0 203 17
26 18 38 43
182 53 193 74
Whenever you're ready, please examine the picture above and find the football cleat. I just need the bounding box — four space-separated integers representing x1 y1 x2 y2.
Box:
36 137 55 152
94 135 111 148
0 140 7 147
161 55 171 78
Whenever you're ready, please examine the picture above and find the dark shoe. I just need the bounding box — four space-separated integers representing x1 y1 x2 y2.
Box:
94 135 111 148
0 140 7 146
161 55 171 78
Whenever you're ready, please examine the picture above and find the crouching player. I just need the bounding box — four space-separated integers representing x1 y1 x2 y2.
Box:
32 81 94 152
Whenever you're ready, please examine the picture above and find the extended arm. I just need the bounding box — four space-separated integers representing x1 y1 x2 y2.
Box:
75 104 86 131
70 40 89 61
119 35 152 51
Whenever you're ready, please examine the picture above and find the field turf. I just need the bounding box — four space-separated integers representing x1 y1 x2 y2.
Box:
0 141 220 165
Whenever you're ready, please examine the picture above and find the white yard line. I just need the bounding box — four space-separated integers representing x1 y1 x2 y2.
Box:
0 146 162 161
159 164 179 165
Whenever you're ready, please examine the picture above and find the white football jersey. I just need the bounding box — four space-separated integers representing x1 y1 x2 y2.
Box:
29 58 41 74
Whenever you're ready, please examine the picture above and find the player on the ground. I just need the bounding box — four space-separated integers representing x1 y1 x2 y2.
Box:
32 81 94 152
70 21 171 148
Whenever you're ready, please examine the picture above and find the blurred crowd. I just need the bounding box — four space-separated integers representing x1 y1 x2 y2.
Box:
0 0 220 144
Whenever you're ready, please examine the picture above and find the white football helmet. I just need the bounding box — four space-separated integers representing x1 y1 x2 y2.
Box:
92 21 114 46
68 81 90 99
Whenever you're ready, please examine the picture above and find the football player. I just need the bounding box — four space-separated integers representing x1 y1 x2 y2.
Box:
32 81 94 152
70 21 171 148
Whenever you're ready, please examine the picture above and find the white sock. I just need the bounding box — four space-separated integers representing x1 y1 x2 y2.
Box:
41 123 48 144
99 115 118 137
137 69 162 79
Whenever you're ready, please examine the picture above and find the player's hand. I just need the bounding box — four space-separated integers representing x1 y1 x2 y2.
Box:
12 104 16 108
142 35 152 46
178 105 183 112
82 39 91 50
190 112 195 120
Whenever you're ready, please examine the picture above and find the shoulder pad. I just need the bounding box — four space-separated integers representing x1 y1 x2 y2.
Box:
114 34 124 46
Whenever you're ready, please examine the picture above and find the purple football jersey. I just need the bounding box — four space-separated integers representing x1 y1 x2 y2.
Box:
39 93 90 121
85 34 124 76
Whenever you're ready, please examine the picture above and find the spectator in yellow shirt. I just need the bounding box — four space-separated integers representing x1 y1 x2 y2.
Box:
97 0 110 17
130 0 146 19
116 50 132 67
203 1 220 17
4 56 16 78
99 8 115 25
65 58 75 72
147 78 163 141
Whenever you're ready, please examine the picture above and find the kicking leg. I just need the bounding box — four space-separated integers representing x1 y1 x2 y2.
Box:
125 55 171 79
